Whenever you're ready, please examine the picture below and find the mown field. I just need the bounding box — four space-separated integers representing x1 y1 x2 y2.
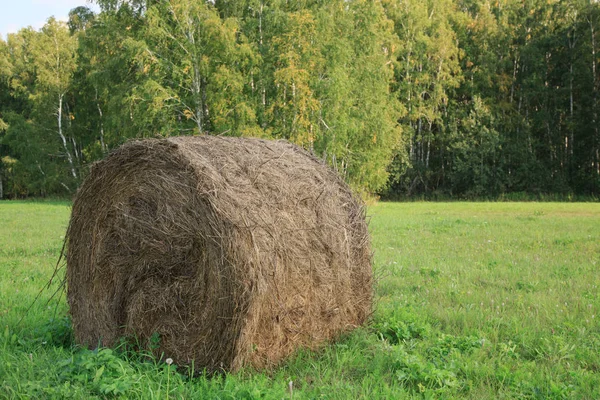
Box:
1 201 599 399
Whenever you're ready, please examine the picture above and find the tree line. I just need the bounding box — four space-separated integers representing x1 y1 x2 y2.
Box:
1 0 599 199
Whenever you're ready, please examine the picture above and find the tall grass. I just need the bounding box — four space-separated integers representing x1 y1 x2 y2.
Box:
1 201 599 398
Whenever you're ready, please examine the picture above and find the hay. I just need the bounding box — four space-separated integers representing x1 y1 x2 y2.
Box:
66 136 372 372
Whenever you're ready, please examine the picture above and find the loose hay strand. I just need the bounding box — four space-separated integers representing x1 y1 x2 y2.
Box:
17 236 69 327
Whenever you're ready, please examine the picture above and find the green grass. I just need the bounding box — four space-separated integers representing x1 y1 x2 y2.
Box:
1 201 599 399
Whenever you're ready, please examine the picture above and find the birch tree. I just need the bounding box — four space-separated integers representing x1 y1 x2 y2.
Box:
267 9 321 145
145 0 259 136
30 18 79 179
385 0 463 194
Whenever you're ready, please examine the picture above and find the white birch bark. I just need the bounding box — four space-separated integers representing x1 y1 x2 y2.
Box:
57 94 77 179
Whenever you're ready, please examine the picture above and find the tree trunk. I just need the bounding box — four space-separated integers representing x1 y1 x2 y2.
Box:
590 15 599 175
96 88 107 152
569 62 574 159
192 59 204 134
409 122 414 161
417 117 423 163
71 136 80 162
258 2 264 46
259 1 267 129
202 76 209 131
567 24 577 175
426 121 432 169
58 94 77 179
65 102 80 163
510 53 519 104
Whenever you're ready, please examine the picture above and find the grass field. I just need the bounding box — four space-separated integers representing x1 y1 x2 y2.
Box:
1 201 599 399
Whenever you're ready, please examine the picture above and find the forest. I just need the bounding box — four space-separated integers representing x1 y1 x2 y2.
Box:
0 0 599 199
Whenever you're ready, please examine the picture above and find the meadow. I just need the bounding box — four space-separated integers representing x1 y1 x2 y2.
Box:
1 201 599 399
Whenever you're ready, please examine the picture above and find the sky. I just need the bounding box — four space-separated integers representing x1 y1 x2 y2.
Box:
0 0 99 40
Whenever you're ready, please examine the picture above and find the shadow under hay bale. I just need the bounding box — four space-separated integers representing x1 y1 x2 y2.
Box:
66 136 372 372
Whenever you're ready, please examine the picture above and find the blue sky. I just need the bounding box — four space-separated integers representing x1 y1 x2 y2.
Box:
1 0 99 40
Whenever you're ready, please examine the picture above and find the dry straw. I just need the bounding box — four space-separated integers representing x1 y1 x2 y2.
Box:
66 136 372 372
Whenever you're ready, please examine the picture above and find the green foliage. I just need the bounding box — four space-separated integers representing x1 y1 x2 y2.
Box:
1 0 600 197
383 0 600 198
38 348 141 397
449 96 502 196
0 19 79 197
374 305 432 344
143 0 259 136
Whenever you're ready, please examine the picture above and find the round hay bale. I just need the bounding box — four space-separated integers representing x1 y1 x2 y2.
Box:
66 136 372 372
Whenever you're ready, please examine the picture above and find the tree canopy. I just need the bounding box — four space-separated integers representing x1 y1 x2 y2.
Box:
1 0 599 198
